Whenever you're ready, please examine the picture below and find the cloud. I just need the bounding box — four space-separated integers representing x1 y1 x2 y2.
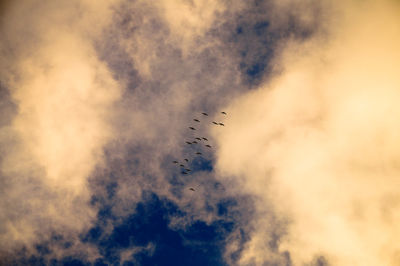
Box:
0 0 121 259
215 0 400 265
1 0 252 262
3 0 382 264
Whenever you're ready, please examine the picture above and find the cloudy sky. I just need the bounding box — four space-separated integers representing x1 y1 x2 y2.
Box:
1 0 400 265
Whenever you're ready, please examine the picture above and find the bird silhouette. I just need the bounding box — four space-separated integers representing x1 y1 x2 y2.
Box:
186 141 192 145
221 111 227 115
201 112 208 116
202 137 208 141
212 121 218 125
173 161 178 164
196 152 202 155
189 127 196 130
218 123 224 126
184 158 189 162
205 144 212 148
189 187 195 191
193 119 200 122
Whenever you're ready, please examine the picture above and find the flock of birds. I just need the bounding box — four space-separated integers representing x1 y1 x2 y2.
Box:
173 111 227 191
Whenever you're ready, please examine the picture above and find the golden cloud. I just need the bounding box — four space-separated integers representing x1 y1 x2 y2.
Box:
0 0 121 256
215 0 400 265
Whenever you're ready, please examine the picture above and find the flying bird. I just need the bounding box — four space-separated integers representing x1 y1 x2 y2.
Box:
182 172 188 175
196 152 202 155
221 111 227 115
189 127 196 130
219 123 225 126
193 119 200 122
180 164 185 167
192 141 198 144
202 137 208 141
189 188 195 191
186 141 192 145
205 144 212 148
173 161 178 164
195 137 202 141
185 169 191 172
212 121 218 125
184 158 189 162
201 112 208 116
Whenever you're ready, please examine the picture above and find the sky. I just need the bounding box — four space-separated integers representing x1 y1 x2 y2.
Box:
0 0 400 265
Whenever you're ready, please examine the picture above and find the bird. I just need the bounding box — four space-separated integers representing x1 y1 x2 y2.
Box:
192 141 198 144
212 121 218 125
184 158 189 162
193 119 200 122
185 168 191 172
189 188 195 191
202 137 208 141
182 172 188 175
173 161 178 164
189 127 196 130
219 123 225 126
205 144 212 148
186 141 192 145
221 111 227 115
195 137 202 141
180 164 185 167
201 112 208 116
196 152 202 155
